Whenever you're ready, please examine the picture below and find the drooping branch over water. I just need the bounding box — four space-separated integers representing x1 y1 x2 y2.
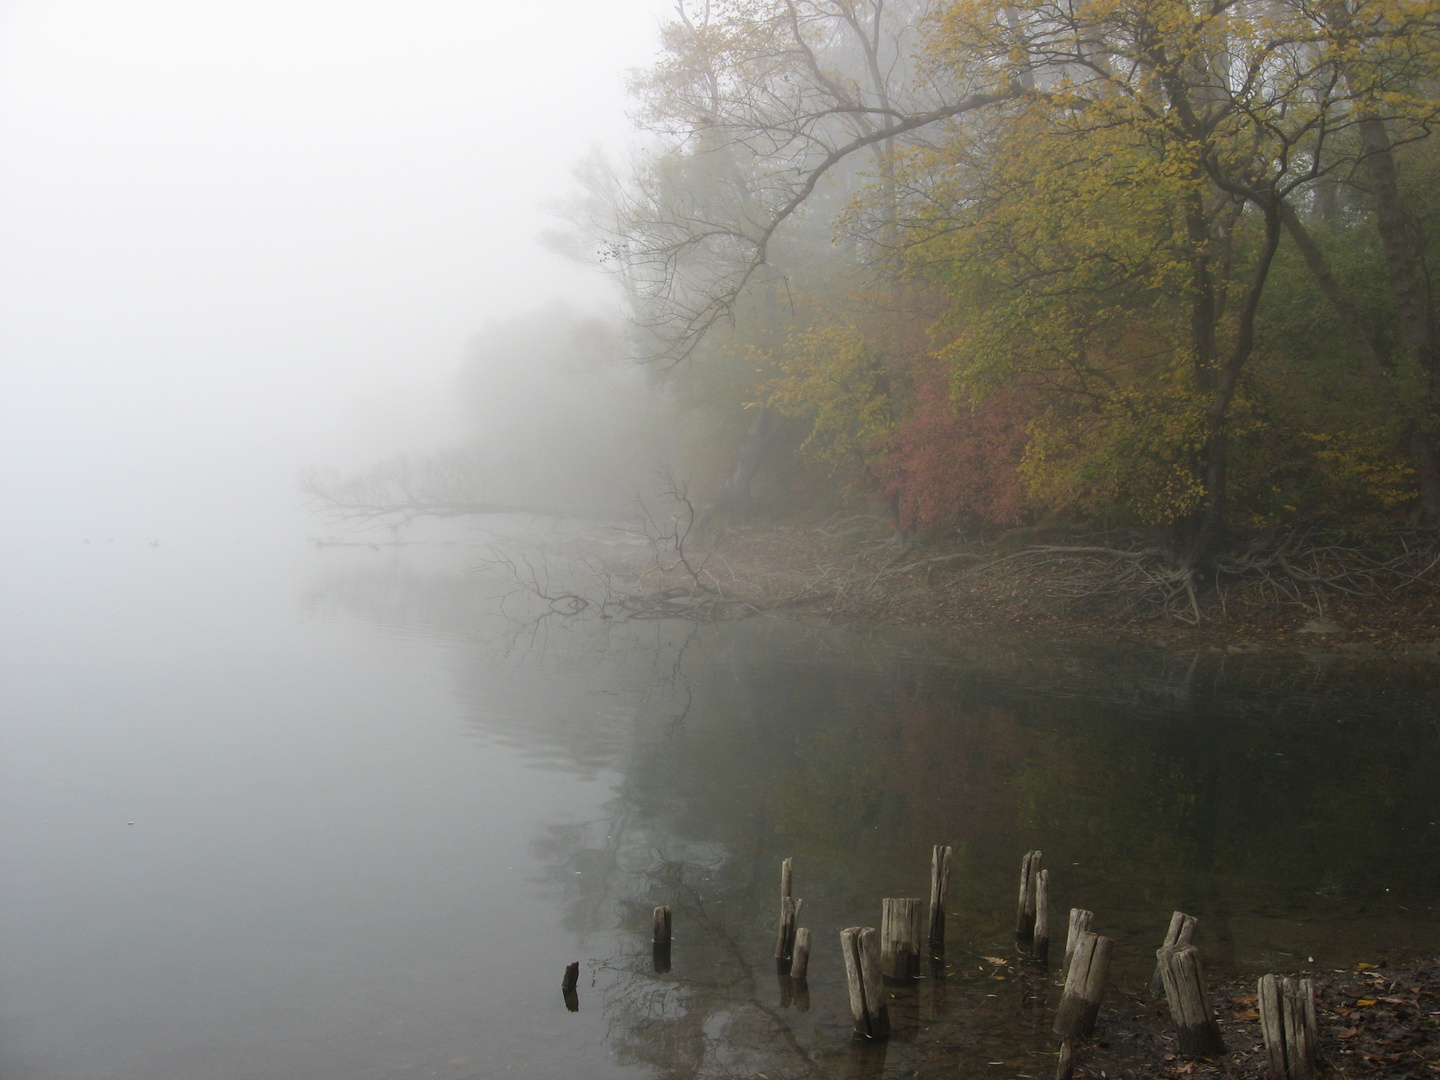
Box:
299 450 570 528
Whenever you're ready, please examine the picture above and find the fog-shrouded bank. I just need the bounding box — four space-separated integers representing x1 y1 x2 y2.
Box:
4 7 1440 1080
300 304 687 530
0 0 684 568
302 0 1440 635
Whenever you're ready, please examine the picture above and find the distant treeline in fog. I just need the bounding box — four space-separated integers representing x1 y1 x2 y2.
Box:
317 0 1440 570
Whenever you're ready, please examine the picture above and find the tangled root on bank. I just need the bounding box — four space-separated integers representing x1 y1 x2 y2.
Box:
917 529 1440 626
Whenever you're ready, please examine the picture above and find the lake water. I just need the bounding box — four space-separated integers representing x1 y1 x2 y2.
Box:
3 535 1438 1079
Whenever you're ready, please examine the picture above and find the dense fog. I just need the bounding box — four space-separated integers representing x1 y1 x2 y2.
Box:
0 0 672 556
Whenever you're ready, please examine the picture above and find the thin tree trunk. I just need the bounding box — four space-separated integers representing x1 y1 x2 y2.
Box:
705 405 779 524
1179 193 1283 572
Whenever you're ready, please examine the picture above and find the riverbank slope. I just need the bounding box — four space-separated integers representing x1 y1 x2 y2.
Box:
651 522 1440 659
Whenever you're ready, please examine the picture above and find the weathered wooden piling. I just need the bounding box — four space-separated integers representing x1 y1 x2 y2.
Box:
1053 930 1112 1038
562 961 580 1012
775 858 801 972
790 927 812 981
1151 911 1198 993
1016 850 1042 940
880 897 924 981
840 926 890 1040
775 896 802 970
1034 868 1051 962
1258 974 1316 1080
1063 908 1093 979
1284 978 1318 1080
1156 944 1225 1057
928 844 953 956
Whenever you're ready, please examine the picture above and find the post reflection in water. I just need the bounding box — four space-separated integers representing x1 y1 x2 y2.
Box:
306 550 1440 1079
845 1037 889 1080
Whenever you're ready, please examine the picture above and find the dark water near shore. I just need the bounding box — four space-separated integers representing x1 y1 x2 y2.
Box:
3 538 1438 1079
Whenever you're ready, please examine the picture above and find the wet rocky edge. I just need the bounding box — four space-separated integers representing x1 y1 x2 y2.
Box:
1064 959 1440 1080
782 956 1440 1080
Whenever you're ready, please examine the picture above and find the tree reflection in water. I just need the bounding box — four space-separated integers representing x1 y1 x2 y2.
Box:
305 550 1440 1078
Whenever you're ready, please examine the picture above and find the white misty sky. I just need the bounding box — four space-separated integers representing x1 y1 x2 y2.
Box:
0 0 666 542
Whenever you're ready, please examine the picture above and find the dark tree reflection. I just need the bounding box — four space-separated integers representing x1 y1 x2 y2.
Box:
305 554 1440 1077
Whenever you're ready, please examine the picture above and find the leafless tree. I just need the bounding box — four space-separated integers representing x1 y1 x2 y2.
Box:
300 449 568 530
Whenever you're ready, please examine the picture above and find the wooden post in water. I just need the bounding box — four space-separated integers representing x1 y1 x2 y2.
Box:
840 926 890 1039
1283 978 1317 1080
928 844 953 957
1034 869 1051 963
1151 911 1198 993
775 858 800 972
562 961 580 1012
775 896 802 972
1063 909 1094 979
790 927 812 981
1016 850 1042 941
1053 930 1112 1039
880 898 923 981
1156 945 1225 1057
1258 974 1316 1080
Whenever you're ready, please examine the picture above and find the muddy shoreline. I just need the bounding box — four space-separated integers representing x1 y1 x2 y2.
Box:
1068 959 1440 1080
675 526 1440 1075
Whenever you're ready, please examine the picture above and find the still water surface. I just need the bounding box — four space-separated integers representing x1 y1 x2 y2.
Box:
2 538 1437 1079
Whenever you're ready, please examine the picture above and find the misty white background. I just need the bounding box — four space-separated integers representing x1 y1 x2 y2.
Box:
0 0 666 548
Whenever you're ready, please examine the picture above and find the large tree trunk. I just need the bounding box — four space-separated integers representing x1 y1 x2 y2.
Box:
1355 114 1440 521
702 405 779 526
1280 204 1440 517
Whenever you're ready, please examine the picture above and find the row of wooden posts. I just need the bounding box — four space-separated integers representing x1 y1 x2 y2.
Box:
1023 850 1317 1080
1010 850 1317 1080
563 847 1319 1080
